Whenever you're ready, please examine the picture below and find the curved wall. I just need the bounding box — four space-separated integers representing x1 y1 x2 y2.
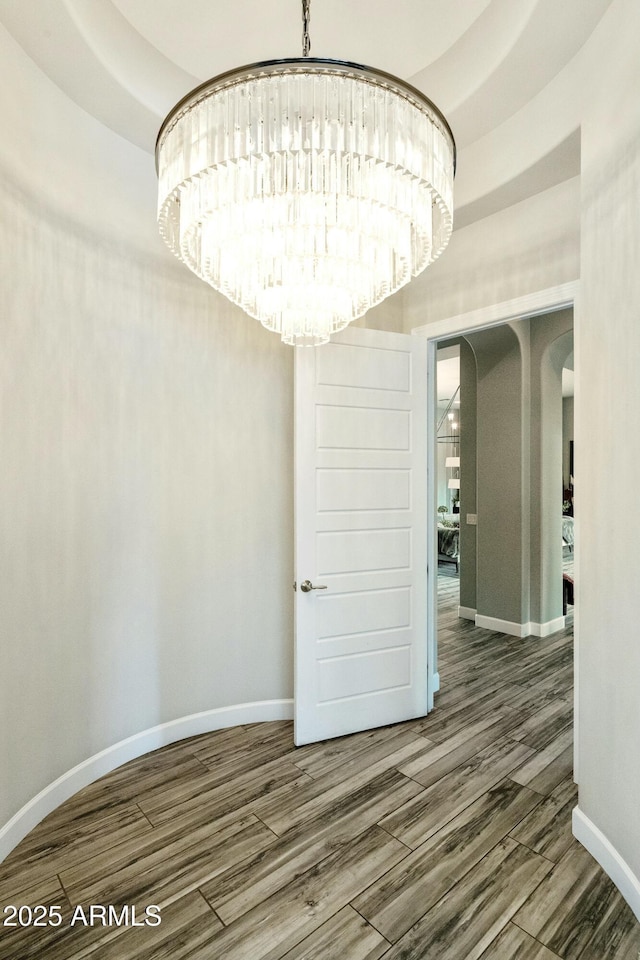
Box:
0 26 294 855
403 177 581 330
574 0 640 915
3 1 640 922
406 0 640 918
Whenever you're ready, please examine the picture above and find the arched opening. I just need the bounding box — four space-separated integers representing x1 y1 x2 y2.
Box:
434 310 574 651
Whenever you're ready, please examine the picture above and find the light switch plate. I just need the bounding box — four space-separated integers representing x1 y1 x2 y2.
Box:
466 513 477 525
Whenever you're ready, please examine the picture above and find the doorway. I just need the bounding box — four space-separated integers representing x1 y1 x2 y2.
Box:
418 283 578 727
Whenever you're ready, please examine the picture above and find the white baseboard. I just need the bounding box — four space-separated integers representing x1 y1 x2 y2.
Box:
475 614 529 637
0 698 294 864
457 605 476 621
573 806 640 923
473 614 566 638
432 672 440 693
527 616 567 637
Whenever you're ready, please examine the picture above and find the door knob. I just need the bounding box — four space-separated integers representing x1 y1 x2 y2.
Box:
300 580 328 593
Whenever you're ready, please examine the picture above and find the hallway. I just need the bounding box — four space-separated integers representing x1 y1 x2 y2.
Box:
0 581 637 959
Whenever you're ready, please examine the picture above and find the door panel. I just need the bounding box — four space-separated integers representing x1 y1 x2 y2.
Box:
294 326 429 746
316 405 411 450
317 528 411 575
316 468 410 512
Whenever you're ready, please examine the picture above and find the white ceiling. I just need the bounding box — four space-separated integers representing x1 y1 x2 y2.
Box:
110 0 493 83
0 0 609 163
0 0 612 278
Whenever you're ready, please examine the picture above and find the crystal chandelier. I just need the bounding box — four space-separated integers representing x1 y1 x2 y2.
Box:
156 1 456 345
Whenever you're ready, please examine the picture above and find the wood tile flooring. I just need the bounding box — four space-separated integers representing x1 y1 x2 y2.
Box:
1 573 638 959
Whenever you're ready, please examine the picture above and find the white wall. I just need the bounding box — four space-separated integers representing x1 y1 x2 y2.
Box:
0 25 161 260
406 0 640 916
403 176 580 330
0 28 294 841
574 0 640 903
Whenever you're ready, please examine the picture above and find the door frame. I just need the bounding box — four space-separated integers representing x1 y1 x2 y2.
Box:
412 281 580 772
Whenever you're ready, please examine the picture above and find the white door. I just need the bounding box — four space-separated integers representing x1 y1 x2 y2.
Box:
294 326 430 746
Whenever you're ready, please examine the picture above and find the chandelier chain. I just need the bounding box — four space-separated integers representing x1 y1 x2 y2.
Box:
302 0 311 57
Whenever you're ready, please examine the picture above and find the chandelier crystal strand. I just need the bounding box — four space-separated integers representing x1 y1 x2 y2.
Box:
156 14 455 345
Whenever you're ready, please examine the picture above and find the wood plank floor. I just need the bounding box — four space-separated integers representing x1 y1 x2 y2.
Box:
1 571 638 959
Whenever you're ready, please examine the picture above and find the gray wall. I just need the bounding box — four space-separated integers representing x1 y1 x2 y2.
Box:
462 312 572 631
528 313 574 626
562 396 574 489
466 325 526 625
458 339 478 614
